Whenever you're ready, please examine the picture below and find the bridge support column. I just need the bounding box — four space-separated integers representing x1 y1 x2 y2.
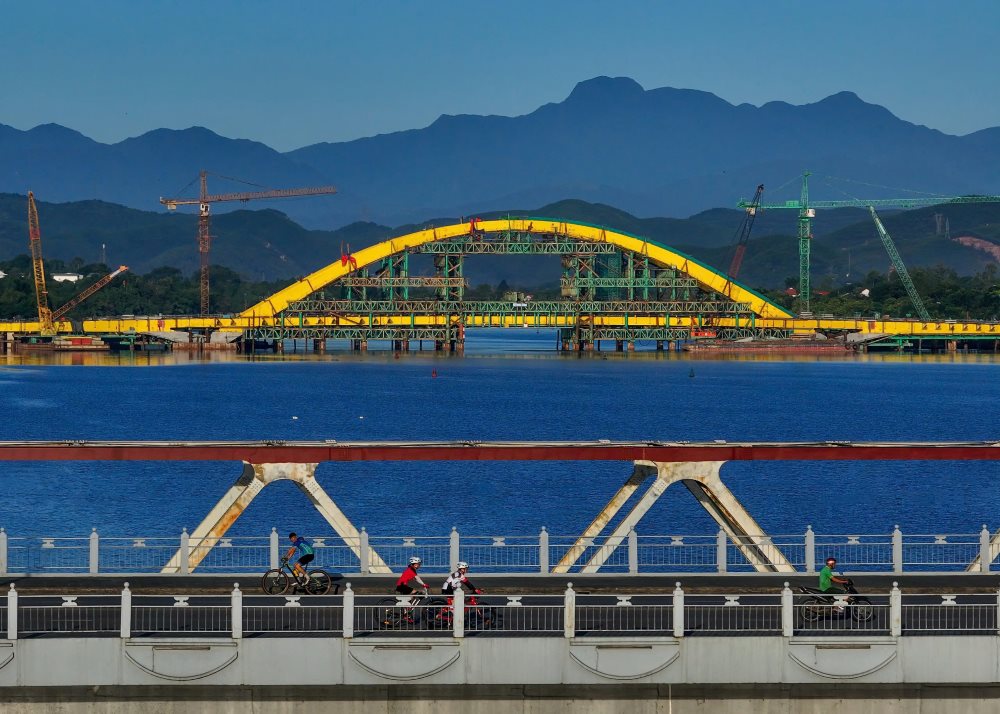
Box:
161 462 390 574
615 340 624 352
554 460 794 574
313 339 326 353
656 340 664 351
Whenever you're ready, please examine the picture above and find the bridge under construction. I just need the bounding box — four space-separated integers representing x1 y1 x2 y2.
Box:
3 218 999 354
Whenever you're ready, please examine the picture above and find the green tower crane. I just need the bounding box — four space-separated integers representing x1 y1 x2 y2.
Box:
738 173 1000 314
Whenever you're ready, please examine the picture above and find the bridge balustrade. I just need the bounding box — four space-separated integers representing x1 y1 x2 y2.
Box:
0 526 995 576
7 583 1000 640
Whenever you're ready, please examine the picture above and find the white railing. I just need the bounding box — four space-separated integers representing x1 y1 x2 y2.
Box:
4 582 1000 639
684 594 783 634
0 525 995 576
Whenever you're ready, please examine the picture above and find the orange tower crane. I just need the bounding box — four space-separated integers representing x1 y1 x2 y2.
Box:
27 192 128 336
159 171 337 315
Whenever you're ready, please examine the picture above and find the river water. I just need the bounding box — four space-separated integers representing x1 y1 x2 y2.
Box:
1 329 998 541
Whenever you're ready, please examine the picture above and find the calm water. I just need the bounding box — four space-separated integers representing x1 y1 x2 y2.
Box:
1 329 998 540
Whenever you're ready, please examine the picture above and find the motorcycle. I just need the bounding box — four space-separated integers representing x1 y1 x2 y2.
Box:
797 577 874 623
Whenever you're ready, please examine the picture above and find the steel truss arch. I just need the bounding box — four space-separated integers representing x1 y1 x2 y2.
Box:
241 219 794 321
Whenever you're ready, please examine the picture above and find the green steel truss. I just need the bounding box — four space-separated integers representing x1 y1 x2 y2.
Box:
287 299 754 315
249 231 764 344
414 235 618 254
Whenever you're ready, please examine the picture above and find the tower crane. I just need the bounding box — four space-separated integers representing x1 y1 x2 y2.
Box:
739 172 1000 313
160 171 337 315
27 192 128 336
728 184 763 279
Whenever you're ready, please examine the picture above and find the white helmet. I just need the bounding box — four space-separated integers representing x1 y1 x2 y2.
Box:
408 556 422 565
456 561 469 570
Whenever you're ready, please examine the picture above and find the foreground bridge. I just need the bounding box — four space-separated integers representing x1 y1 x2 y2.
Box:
2 218 998 352
2 440 1000 577
2 580 1000 712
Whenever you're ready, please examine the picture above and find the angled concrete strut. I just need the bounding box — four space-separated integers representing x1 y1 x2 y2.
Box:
162 462 390 573
555 460 794 573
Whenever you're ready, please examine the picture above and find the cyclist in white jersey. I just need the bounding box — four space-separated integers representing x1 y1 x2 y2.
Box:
442 562 480 596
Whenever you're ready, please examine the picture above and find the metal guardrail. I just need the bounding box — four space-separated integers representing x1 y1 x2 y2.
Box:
0 526 996 576
5 583 1000 640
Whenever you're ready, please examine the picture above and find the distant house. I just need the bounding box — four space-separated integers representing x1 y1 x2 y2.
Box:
0 270 6 279
51 273 83 283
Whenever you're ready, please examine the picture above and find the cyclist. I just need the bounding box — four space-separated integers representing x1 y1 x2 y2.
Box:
442 561 481 598
284 532 315 584
819 556 850 612
395 556 429 603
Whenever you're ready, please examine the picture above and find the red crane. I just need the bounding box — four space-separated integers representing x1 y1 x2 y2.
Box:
160 171 337 315
728 184 764 279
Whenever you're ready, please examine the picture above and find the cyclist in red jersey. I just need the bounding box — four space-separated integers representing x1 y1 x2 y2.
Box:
395 556 429 602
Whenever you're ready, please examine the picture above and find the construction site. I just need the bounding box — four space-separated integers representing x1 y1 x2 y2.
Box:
3 173 1000 356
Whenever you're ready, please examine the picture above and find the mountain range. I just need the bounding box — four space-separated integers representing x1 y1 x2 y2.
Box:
3 193 998 290
3 77 1000 230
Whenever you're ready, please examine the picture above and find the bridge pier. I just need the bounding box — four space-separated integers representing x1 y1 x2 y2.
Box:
313 339 327 353
554 460 795 574
161 462 390 574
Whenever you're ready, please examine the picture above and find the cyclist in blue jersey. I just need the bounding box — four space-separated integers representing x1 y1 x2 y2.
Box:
285 532 315 584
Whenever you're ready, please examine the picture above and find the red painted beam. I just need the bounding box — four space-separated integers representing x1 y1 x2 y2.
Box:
0 441 997 463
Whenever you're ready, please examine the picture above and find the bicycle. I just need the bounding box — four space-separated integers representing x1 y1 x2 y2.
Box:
261 557 333 595
797 577 874 623
423 589 502 631
376 591 435 629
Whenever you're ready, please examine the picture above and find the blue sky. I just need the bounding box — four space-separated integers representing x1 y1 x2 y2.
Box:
2 0 998 151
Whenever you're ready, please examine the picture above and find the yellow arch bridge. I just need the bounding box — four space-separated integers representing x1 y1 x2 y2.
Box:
3 218 999 352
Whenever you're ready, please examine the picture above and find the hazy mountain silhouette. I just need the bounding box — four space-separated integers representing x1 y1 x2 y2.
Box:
2 76 1000 231
3 193 997 290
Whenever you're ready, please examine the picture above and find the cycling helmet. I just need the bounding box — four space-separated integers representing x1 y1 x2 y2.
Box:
408 556 423 565
456 561 469 570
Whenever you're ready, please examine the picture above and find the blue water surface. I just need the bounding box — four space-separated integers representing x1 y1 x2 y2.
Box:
1 331 998 541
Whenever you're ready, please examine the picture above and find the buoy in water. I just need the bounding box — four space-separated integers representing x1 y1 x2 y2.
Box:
432 369 437 378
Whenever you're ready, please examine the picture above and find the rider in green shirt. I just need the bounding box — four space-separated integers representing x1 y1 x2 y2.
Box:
819 556 849 593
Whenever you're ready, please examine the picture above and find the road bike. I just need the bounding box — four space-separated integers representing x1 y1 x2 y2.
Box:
797 577 874 622
261 558 333 595
376 591 437 629
423 590 502 631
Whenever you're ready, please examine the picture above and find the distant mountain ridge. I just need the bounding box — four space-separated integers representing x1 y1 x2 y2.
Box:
1 193 997 290
3 77 1000 230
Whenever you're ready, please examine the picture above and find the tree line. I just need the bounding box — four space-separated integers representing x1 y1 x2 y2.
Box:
1 256 998 322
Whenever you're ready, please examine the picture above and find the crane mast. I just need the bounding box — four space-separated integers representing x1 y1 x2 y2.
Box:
27 192 55 335
160 171 337 315
50 266 129 322
868 207 930 321
728 184 764 279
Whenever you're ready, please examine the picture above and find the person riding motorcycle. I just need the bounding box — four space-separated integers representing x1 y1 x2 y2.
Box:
819 556 850 612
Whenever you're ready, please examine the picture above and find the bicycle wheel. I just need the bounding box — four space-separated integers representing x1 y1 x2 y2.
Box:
261 569 289 595
377 597 405 629
422 598 449 629
799 597 824 622
306 570 333 595
850 597 875 622
481 606 502 629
